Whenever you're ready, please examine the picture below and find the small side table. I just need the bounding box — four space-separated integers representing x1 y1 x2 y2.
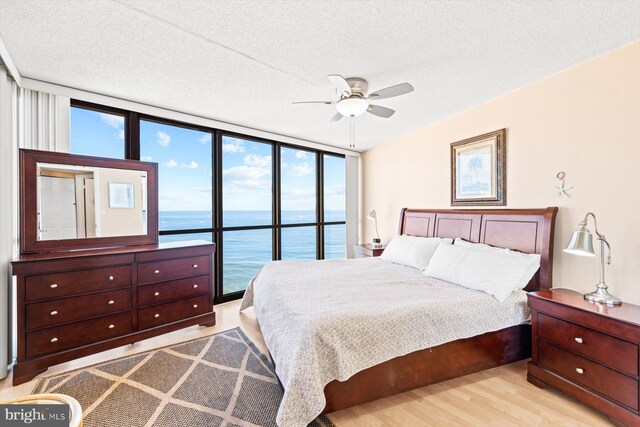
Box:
353 243 386 258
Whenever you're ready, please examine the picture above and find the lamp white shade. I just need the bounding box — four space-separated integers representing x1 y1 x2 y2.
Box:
563 225 596 257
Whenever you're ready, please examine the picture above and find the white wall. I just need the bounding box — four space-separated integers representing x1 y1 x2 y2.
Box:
361 41 640 304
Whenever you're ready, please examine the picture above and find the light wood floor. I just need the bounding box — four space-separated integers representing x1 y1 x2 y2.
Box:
0 300 613 426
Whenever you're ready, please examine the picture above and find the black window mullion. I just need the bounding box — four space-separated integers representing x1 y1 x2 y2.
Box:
214 131 224 304
273 143 281 261
317 152 324 259
127 111 140 160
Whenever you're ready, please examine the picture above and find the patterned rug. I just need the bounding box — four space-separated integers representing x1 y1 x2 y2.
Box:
33 327 334 427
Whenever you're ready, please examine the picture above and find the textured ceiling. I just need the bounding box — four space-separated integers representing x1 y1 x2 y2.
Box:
1 1 639 151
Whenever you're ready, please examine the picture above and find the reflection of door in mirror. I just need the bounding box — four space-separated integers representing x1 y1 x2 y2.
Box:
38 175 78 240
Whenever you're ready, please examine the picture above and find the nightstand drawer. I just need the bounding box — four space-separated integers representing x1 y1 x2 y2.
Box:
539 341 638 411
538 313 638 376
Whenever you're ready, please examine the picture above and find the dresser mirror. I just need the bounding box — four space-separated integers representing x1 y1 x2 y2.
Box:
20 149 158 253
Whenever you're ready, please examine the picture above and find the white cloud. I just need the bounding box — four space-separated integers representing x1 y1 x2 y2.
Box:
223 165 271 189
165 159 178 168
244 154 271 168
193 186 212 193
295 150 308 159
118 129 125 141
223 165 270 181
222 138 245 153
282 188 314 197
289 163 313 177
140 155 153 162
281 162 288 169
199 134 210 145
324 186 345 196
99 113 124 130
186 161 198 169
157 131 171 147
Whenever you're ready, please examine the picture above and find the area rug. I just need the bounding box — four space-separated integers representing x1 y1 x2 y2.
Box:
33 327 334 427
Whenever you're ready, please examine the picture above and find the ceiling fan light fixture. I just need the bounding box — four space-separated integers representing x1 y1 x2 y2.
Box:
336 98 369 117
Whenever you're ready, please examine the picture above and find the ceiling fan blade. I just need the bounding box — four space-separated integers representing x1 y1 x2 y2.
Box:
329 112 343 122
292 101 333 104
367 104 395 118
368 83 414 100
327 75 352 96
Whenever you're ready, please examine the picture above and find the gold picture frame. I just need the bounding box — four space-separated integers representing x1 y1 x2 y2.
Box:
451 129 506 206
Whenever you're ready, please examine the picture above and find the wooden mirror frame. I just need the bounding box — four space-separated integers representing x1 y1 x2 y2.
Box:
20 149 159 254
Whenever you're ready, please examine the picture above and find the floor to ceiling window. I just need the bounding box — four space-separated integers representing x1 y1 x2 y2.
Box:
70 100 347 302
139 118 214 244
221 135 274 295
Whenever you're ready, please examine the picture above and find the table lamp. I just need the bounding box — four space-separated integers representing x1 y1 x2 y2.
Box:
367 209 382 247
564 212 621 306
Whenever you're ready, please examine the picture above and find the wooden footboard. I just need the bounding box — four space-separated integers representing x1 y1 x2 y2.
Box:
321 324 532 413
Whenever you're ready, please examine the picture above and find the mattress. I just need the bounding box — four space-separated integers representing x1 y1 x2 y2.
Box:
240 257 530 426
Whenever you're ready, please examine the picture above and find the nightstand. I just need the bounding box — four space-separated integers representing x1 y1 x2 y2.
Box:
527 289 640 426
353 243 385 258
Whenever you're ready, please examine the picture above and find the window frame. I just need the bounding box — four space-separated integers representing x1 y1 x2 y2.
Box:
70 100 346 303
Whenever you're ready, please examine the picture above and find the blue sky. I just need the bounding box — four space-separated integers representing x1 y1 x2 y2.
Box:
70 108 345 215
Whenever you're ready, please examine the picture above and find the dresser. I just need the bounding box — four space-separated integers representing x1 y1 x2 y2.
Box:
11 240 215 385
528 289 640 426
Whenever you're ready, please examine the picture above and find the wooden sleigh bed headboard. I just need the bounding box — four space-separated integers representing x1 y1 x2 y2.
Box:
398 207 558 291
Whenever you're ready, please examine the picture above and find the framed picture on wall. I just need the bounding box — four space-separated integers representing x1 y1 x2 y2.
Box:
109 182 135 208
450 129 506 206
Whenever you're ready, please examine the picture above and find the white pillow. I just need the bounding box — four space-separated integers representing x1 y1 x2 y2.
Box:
380 235 453 270
454 238 498 251
424 244 541 302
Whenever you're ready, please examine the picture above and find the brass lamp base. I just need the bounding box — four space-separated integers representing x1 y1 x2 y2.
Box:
584 285 622 306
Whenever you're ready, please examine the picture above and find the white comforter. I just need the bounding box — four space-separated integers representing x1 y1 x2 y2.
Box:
240 257 530 427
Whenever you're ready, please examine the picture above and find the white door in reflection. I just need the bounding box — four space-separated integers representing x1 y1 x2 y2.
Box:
39 176 78 240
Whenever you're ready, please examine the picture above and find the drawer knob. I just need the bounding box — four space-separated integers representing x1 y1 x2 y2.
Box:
108 300 115 305
575 367 584 374
50 284 58 289
50 310 58 316
192 264 198 268
193 284 198 289
574 337 584 344
193 304 198 308
50 337 58 343
154 269 160 274
109 324 115 329
154 292 160 296
154 313 160 318
108 275 114 281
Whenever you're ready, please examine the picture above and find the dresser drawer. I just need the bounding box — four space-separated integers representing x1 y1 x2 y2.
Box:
138 295 209 330
26 265 132 302
538 313 638 376
539 341 638 411
26 312 132 359
137 256 210 285
26 289 131 331
138 275 210 307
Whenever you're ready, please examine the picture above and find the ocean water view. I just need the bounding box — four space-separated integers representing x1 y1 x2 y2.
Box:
159 210 345 293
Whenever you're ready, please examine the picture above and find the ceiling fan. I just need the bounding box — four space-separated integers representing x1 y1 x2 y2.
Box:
293 75 414 122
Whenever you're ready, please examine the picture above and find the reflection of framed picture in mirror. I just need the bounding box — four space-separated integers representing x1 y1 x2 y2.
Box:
109 182 135 208
451 129 506 206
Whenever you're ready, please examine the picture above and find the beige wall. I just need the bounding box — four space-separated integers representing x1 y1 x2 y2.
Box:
96 168 147 237
361 41 640 304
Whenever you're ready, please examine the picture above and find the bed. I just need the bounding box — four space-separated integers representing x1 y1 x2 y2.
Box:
241 207 558 426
